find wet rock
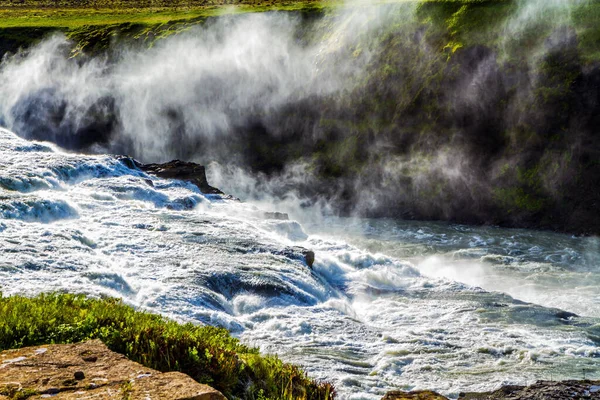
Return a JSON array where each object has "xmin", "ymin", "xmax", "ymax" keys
[
  {"xmin": 116, "ymin": 156, "xmax": 224, "ymax": 196},
  {"xmin": 303, "ymin": 250, "xmax": 315, "ymax": 268},
  {"xmin": 458, "ymin": 380, "xmax": 600, "ymax": 399},
  {"xmin": 117, "ymin": 155, "xmax": 137, "ymax": 170},
  {"xmin": 382, "ymin": 390, "xmax": 447, "ymax": 400},
  {"xmin": 0, "ymin": 339, "xmax": 226, "ymax": 400},
  {"xmin": 383, "ymin": 380, "xmax": 600, "ymax": 400},
  {"xmin": 137, "ymin": 160, "xmax": 224, "ymax": 195},
  {"xmin": 277, "ymin": 247, "xmax": 315, "ymax": 268}
]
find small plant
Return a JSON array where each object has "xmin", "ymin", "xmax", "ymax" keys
[
  {"xmin": 0, "ymin": 387, "xmax": 39, "ymax": 400},
  {"xmin": 120, "ymin": 380, "xmax": 133, "ymax": 400}
]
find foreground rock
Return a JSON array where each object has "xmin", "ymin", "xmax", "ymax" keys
[
  {"xmin": 0, "ymin": 340, "xmax": 226, "ymax": 400},
  {"xmin": 383, "ymin": 381, "xmax": 600, "ymax": 400}
]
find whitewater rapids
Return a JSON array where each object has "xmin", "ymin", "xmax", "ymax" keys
[{"xmin": 0, "ymin": 128, "xmax": 598, "ymax": 399}]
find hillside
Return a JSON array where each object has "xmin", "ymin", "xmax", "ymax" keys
[{"xmin": 1, "ymin": 0, "xmax": 599, "ymax": 234}]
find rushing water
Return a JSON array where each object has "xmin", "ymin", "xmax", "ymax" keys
[{"xmin": 1, "ymin": 128, "xmax": 599, "ymax": 399}]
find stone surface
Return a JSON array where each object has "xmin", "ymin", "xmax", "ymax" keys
[
  {"xmin": 303, "ymin": 250, "xmax": 315, "ymax": 268},
  {"xmin": 383, "ymin": 380, "xmax": 600, "ymax": 400},
  {"xmin": 382, "ymin": 390, "xmax": 447, "ymax": 400},
  {"xmin": 0, "ymin": 340, "xmax": 226, "ymax": 400},
  {"xmin": 118, "ymin": 157, "xmax": 225, "ymax": 195},
  {"xmin": 458, "ymin": 380, "xmax": 600, "ymax": 399}
]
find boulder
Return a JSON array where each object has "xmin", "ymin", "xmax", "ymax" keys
[
  {"xmin": 137, "ymin": 160, "xmax": 224, "ymax": 195},
  {"xmin": 118, "ymin": 157, "xmax": 224, "ymax": 195},
  {"xmin": 303, "ymin": 250, "xmax": 315, "ymax": 268},
  {"xmin": 0, "ymin": 339, "xmax": 226, "ymax": 400}
]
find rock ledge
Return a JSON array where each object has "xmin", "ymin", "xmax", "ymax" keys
[
  {"xmin": 0, "ymin": 340, "xmax": 226, "ymax": 399},
  {"xmin": 382, "ymin": 380, "xmax": 600, "ymax": 400}
]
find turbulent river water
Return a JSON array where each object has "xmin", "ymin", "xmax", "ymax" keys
[{"xmin": 1, "ymin": 128, "xmax": 599, "ymax": 399}]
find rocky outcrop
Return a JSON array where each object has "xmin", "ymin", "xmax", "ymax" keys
[
  {"xmin": 0, "ymin": 339, "xmax": 226, "ymax": 400},
  {"xmin": 382, "ymin": 381, "xmax": 600, "ymax": 400},
  {"xmin": 135, "ymin": 159, "xmax": 224, "ymax": 195},
  {"xmin": 458, "ymin": 380, "xmax": 600, "ymax": 399},
  {"xmin": 303, "ymin": 250, "xmax": 315, "ymax": 268},
  {"xmin": 117, "ymin": 157, "xmax": 225, "ymax": 195}
]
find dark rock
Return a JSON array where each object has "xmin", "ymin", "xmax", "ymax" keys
[
  {"xmin": 458, "ymin": 380, "xmax": 600, "ymax": 399},
  {"xmin": 117, "ymin": 155, "xmax": 137, "ymax": 170},
  {"xmin": 383, "ymin": 380, "xmax": 600, "ymax": 400},
  {"xmin": 303, "ymin": 250, "xmax": 315, "ymax": 268},
  {"xmin": 115, "ymin": 157, "xmax": 225, "ymax": 195},
  {"xmin": 74, "ymin": 370, "xmax": 85, "ymax": 380},
  {"xmin": 137, "ymin": 160, "xmax": 224, "ymax": 195}
]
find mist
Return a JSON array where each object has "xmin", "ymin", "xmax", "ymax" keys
[
  {"xmin": 0, "ymin": 0, "xmax": 598, "ymax": 233},
  {"xmin": 0, "ymin": 7, "xmax": 393, "ymax": 161}
]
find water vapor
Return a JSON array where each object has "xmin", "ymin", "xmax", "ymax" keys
[
  {"xmin": 0, "ymin": 8, "xmax": 393, "ymax": 162},
  {"xmin": 0, "ymin": 1, "xmax": 598, "ymax": 233}
]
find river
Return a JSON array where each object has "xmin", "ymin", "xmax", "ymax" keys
[{"xmin": 0, "ymin": 128, "xmax": 598, "ymax": 399}]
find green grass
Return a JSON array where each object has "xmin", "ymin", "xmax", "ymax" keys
[
  {"xmin": 0, "ymin": 0, "xmax": 333, "ymax": 54},
  {"xmin": 0, "ymin": 292, "xmax": 335, "ymax": 400},
  {"xmin": 0, "ymin": 3, "xmax": 328, "ymax": 28},
  {"xmin": 0, "ymin": 0, "xmax": 505, "ymax": 29}
]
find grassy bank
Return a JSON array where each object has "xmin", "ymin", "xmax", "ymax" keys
[
  {"xmin": 0, "ymin": 1, "xmax": 328, "ymax": 29},
  {"xmin": 0, "ymin": 0, "xmax": 333, "ymax": 57},
  {"xmin": 0, "ymin": 293, "xmax": 335, "ymax": 400},
  {"xmin": 0, "ymin": 0, "xmax": 500, "ymax": 29}
]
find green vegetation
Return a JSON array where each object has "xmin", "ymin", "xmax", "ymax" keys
[
  {"xmin": 0, "ymin": 2, "xmax": 327, "ymax": 29},
  {"xmin": 0, "ymin": 0, "xmax": 352, "ymax": 30},
  {"xmin": 0, "ymin": 0, "xmax": 599, "ymax": 233},
  {"xmin": 0, "ymin": 293, "xmax": 335, "ymax": 400},
  {"xmin": 0, "ymin": 0, "xmax": 329, "ymax": 54}
]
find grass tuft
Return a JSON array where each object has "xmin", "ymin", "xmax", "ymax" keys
[{"xmin": 0, "ymin": 292, "xmax": 336, "ymax": 400}]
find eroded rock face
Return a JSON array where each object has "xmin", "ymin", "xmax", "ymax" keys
[{"xmin": 0, "ymin": 339, "xmax": 226, "ymax": 400}]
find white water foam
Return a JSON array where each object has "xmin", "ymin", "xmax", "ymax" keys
[{"xmin": 1, "ymin": 128, "xmax": 599, "ymax": 399}]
